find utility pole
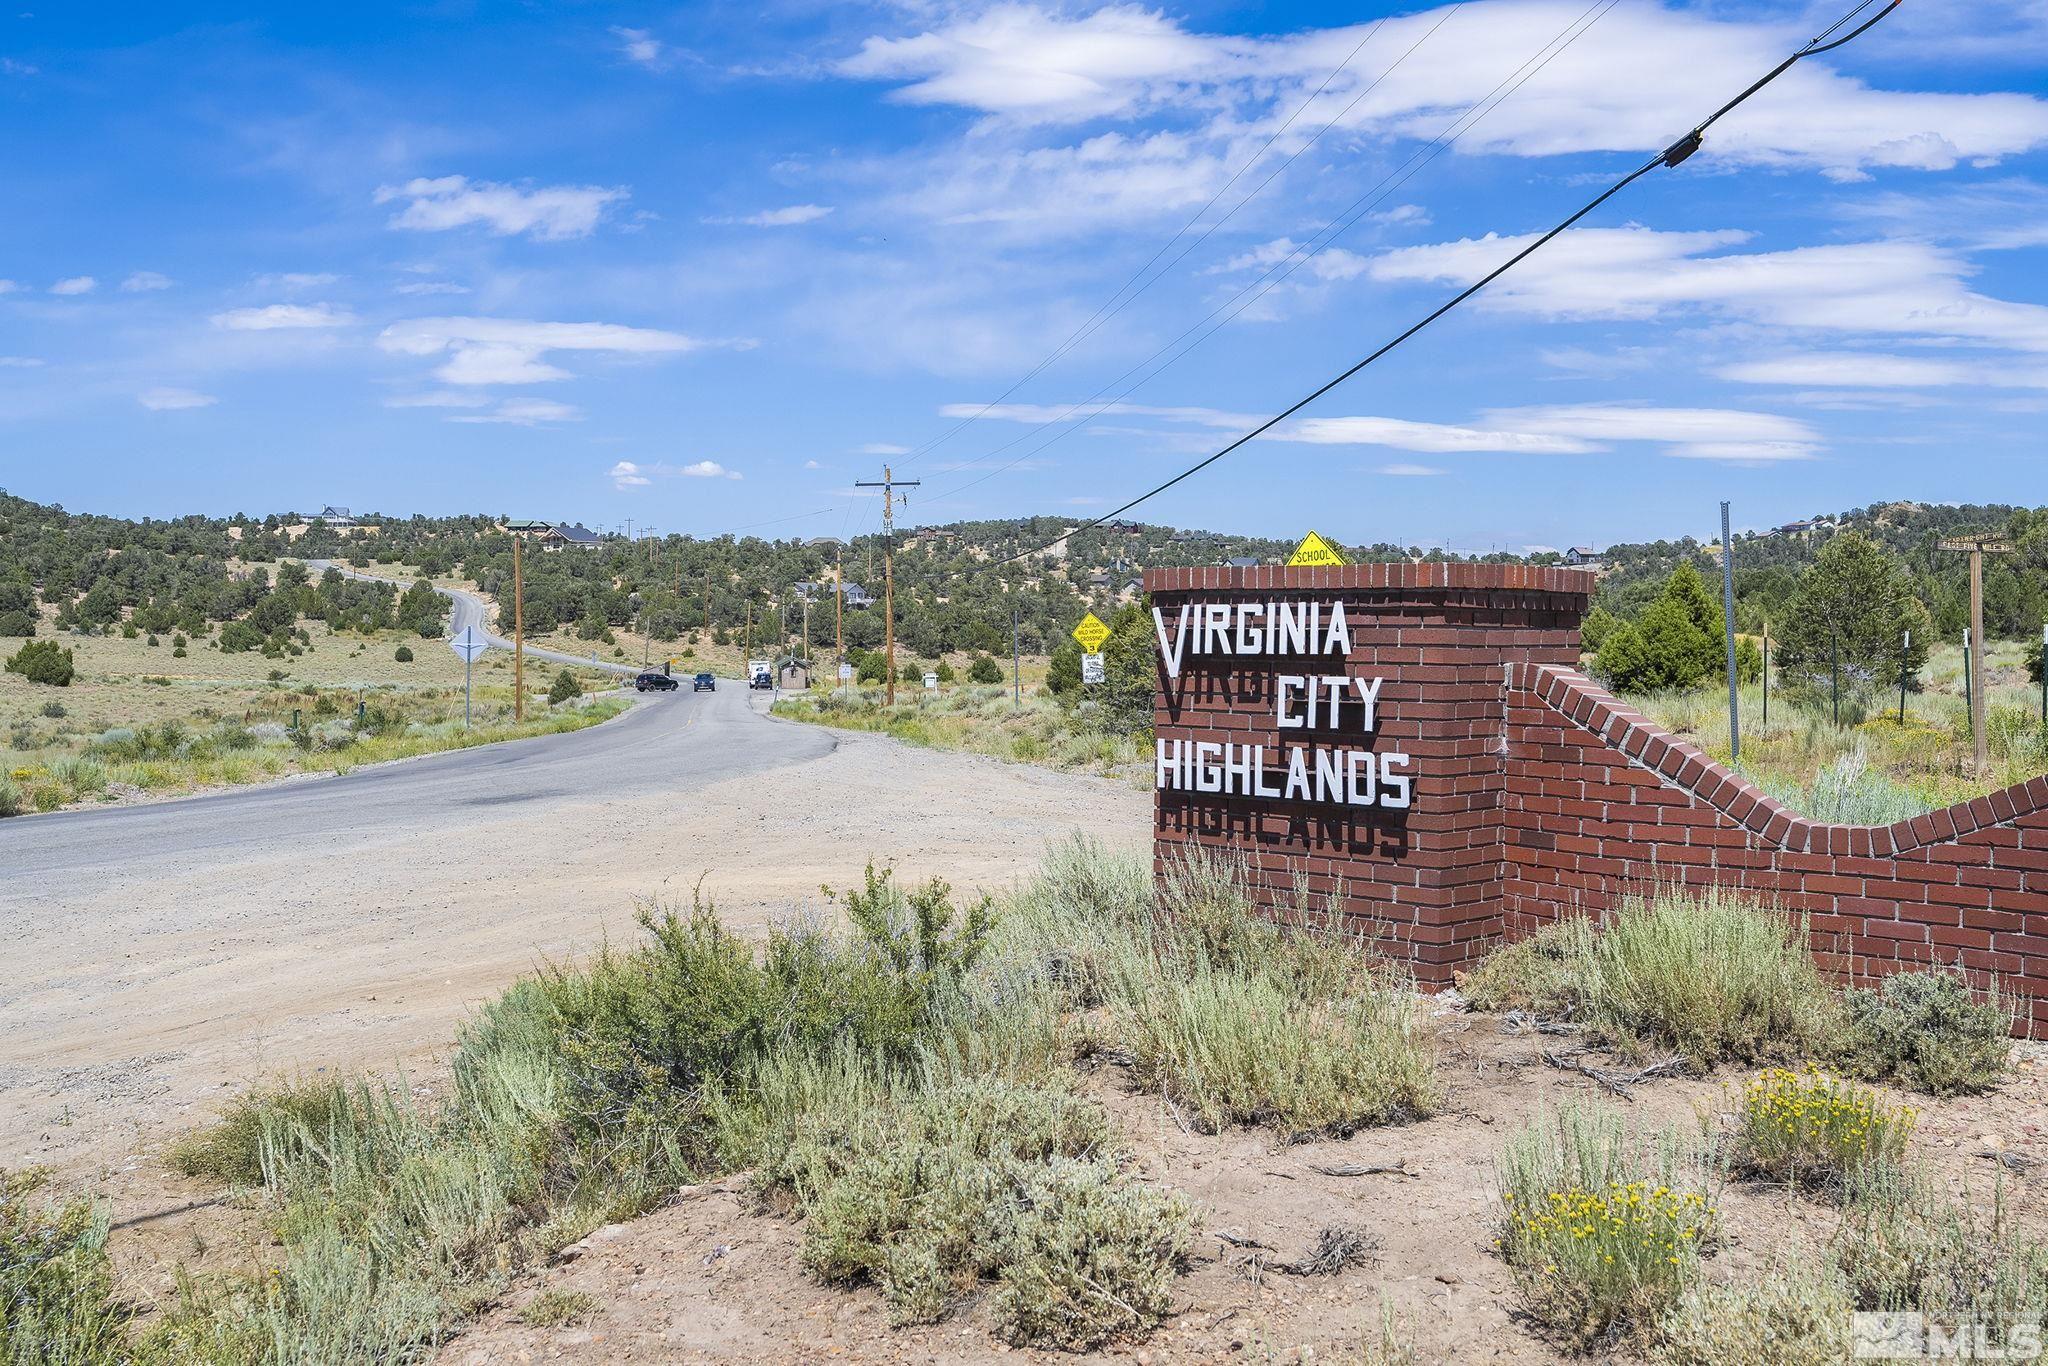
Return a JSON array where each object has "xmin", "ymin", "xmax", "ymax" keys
[
  {"xmin": 1719, "ymin": 502, "xmax": 1740, "ymax": 763},
  {"xmin": 704, "ymin": 568, "xmax": 713, "ymax": 644},
  {"xmin": 855, "ymin": 465, "xmax": 920, "ymax": 705},
  {"xmin": 1939, "ymin": 534, "xmax": 2013, "ymax": 778},
  {"xmin": 801, "ymin": 591, "xmax": 811, "ymax": 683},
  {"xmin": 835, "ymin": 548, "xmax": 845, "ymax": 697},
  {"xmin": 1012, "ymin": 597, "xmax": 1021, "ymax": 709},
  {"xmin": 512, "ymin": 530, "xmax": 526, "ymax": 721}
]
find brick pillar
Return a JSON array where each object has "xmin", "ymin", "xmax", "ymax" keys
[{"xmin": 1144, "ymin": 563, "xmax": 1591, "ymax": 985}]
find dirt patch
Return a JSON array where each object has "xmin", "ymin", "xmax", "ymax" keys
[{"xmin": 438, "ymin": 1018, "xmax": 2048, "ymax": 1364}]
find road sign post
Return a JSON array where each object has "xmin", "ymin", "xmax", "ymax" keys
[
  {"xmin": 1082, "ymin": 652, "xmax": 1105, "ymax": 685},
  {"xmin": 448, "ymin": 624, "xmax": 490, "ymax": 729}
]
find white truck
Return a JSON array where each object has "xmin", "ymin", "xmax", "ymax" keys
[{"xmin": 747, "ymin": 658, "xmax": 773, "ymax": 690}]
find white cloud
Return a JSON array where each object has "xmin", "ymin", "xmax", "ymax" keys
[
  {"xmin": 212, "ymin": 303, "xmax": 357, "ymax": 330},
  {"xmin": 840, "ymin": 1, "xmax": 2048, "ymax": 179},
  {"xmin": 1369, "ymin": 226, "xmax": 2048, "ymax": 354},
  {"xmin": 1287, "ymin": 415, "xmax": 1594, "ymax": 454},
  {"xmin": 1065, "ymin": 495, "xmax": 1107, "ymax": 505},
  {"xmin": 0, "ymin": 280, "xmax": 16, "ymax": 294},
  {"xmin": 1377, "ymin": 463, "xmax": 1444, "ymax": 476},
  {"xmin": 137, "ymin": 387, "xmax": 217, "ymax": 411},
  {"xmin": 608, "ymin": 458, "xmax": 742, "ymax": 489},
  {"xmin": 939, "ymin": 400, "xmax": 1260, "ymax": 428},
  {"xmin": 704, "ymin": 204, "xmax": 834, "ymax": 227},
  {"xmin": 383, "ymin": 390, "xmax": 490, "ymax": 409},
  {"xmin": 395, "ymin": 281, "xmax": 468, "ymax": 296},
  {"xmin": 448, "ymin": 398, "xmax": 582, "ymax": 426},
  {"xmin": 803, "ymin": 459, "xmax": 824, "ymax": 469},
  {"xmin": 375, "ymin": 175, "xmax": 628, "ymax": 241},
  {"xmin": 377, "ymin": 316, "xmax": 714, "ymax": 386},
  {"xmin": 0, "ymin": 356, "xmax": 43, "ymax": 368},
  {"xmin": 255, "ymin": 271, "xmax": 341, "ymax": 291},
  {"xmin": 612, "ymin": 26, "xmax": 663, "ymax": 67},
  {"xmin": 120, "ymin": 271, "xmax": 172, "ymax": 292},
  {"xmin": 1716, "ymin": 351, "xmax": 2048, "ymax": 389},
  {"xmin": 50, "ymin": 276, "xmax": 96, "ymax": 296},
  {"xmin": 1371, "ymin": 204, "xmax": 1431, "ymax": 227},
  {"xmin": 857, "ymin": 442, "xmax": 911, "ymax": 455},
  {"xmin": 1276, "ymin": 402, "xmax": 1820, "ymax": 463}
]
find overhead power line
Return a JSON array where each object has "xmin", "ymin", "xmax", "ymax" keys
[
  {"xmin": 892, "ymin": 8, "xmax": 1451, "ymax": 472},
  {"xmin": 923, "ymin": 0, "xmax": 1620, "ymax": 504},
  {"xmin": 996, "ymin": 0, "xmax": 1905, "ymax": 565}
]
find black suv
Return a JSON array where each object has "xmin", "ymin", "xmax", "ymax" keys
[
  {"xmin": 693, "ymin": 672, "xmax": 716, "ymax": 691},
  {"xmin": 634, "ymin": 672, "xmax": 679, "ymax": 692}
]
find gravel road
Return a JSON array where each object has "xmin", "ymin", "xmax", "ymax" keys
[{"xmin": 0, "ymin": 686, "xmax": 1147, "ymax": 1181}]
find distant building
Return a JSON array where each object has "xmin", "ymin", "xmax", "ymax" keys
[
  {"xmin": 1226, "ymin": 555, "xmax": 1260, "ymax": 569},
  {"xmin": 1087, "ymin": 568, "xmax": 1112, "ymax": 588},
  {"xmin": 842, "ymin": 583, "xmax": 875, "ymax": 608},
  {"xmin": 503, "ymin": 518, "xmax": 553, "ymax": 535},
  {"xmin": 313, "ymin": 505, "xmax": 356, "ymax": 526},
  {"xmin": 542, "ymin": 522, "xmax": 601, "ymax": 550},
  {"xmin": 1105, "ymin": 519, "xmax": 1143, "ymax": 535},
  {"xmin": 1564, "ymin": 546, "xmax": 1604, "ymax": 567}
]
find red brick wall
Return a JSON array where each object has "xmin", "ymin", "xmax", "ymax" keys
[
  {"xmin": 1145, "ymin": 565, "xmax": 2048, "ymax": 1034},
  {"xmin": 1146, "ymin": 564, "xmax": 1591, "ymax": 980},
  {"xmin": 1503, "ymin": 662, "xmax": 2048, "ymax": 1033}
]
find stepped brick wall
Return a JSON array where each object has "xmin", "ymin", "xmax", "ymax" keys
[
  {"xmin": 1145, "ymin": 563, "xmax": 2048, "ymax": 1034},
  {"xmin": 1503, "ymin": 662, "xmax": 2048, "ymax": 1033}
]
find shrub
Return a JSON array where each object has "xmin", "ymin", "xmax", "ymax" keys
[
  {"xmin": 5, "ymin": 639, "xmax": 75, "ymax": 686},
  {"xmin": 1833, "ymin": 1166, "xmax": 2048, "ymax": 1332},
  {"xmin": 520, "ymin": 1289, "xmax": 598, "ymax": 1328},
  {"xmin": 1496, "ymin": 1105, "xmax": 1719, "ymax": 1349},
  {"xmin": 969, "ymin": 654, "xmax": 1003, "ymax": 684},
  {"xmin": 1735, "ymin": 1067, "xmax": 1915, "ymax": 1195},
  {"xmin": 778, "ymin": 1077, "xmax": 1193, "ymax": 1347},
  {"xmin": 547, "ymin": 669, "xmax": 580, "ymax": 705},
  {"xmin": 0, "ymin": 609, "xmax": 34, "ymax": 637},
  {"xmin": 393, "ymin": 645, "xmax": 413, "ymax": 663},
  {"xmin": 1841, "ymin": 968, "xmax": 2011, "ymax": 1096},
  {"xmin": 39, "ymin": 701, "xmax": 65, "ymax": 719},
  {"xmin": 1462, "ymin": 887, "xmax": 1842, "ymax": 1068},
  {"xmin": 0, "ymin": 779, "xmax": 19, "ymax": 818},
  {"xmin": 169, "ymin": 1078, "xmax": 357, "ymax": 1187},
  {"xmin": 1654, "ymin": 1259, "xmax": 1854, "ymax": 1365},
  {"xmin": 0, "ymin": 1167, "xmax": 127, "ymax": 1364}
]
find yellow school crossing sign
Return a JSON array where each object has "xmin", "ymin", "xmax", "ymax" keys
[
  {"xmin": 1071, "ymin": 612, "xmax": 1112, "ymax": 652},
  {"xmin": 1287, "ymin": 530, "xmax": 1348, "ymax": 567}
]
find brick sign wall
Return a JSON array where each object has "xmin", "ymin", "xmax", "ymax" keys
[{"xmin": 1145, "ymin": 563, "xmax": 2048, "ymax": 1033}]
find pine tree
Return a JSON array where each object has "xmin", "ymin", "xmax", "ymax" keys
[{"xmin": 1775, "ymin": 533, "xmax": 1930, "ymax": 697}]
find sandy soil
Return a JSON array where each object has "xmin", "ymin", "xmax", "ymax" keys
[{"xmin": 439, "ymin": 1021, "xmax": 2048, "ymax": 1366}]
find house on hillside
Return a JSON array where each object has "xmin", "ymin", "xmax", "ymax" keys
[
  {"xmin": 1564, "ymin": 546, "xmax": 1604, "ymax": 567},
  {"xmin": 541, "ymin": 522, "xmax": 601, "ymax": 551},
  {"xmin": 503, "ymin": 518, "xmax": 552, "ymax": 535},
  {"xmin": 842, "ymin": 583, "xmax": 875, "ymax": 608},
  {"xmin": 1104, "ymin": 519, "xmax": 1144, "ymax": 536},
  {"xmin": 1226, "ymin": 555, "xmax": 1261, "ymax": 569},
  {"xmin": 313, "ymin": 505, "xmax": 356, "ymax": 527}
]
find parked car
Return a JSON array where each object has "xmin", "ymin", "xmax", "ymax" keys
[
  {"xmin": 634, "ymin": 672, "xmax": 679, "ymax": 692},
  {"xmin": 693, "ymin": 672, "xmax": 716, "ymax": 691}
]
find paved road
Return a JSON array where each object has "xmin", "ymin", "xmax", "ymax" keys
[
  {"xmin": 312, "ymin": 561, "xmax": 641, "ymax": 677},
  {"xmin": 0, "ymin": 679, "xmax": 822, "ymax": 894}
]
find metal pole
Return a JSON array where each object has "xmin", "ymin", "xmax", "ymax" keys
[
  {"xmin": 1012, "ymin": 599, "xmax": 1021, "ymax": 709},
  {"xmin": 1831, "ymin": 629, "xmax": 1841, "ymax": 728},
  {"xmin": 513, "ymin": 532, "xmax": 525, "ymax": 722},
  {"xmin": 1899, "ymin": 628, "xmax": 1910, "ymax": 726},
  {"xmin": 1719, "ymin": 501, "xmax": 1740, "ymax": 763},
  {"xmin": 2040, "ymin": 623, "xmax": 2046, "ymax": 726},
  {"xmin": 1761, "ymin": 625, "xmax": 1769, "ymax": 728},
  {"xmin": 1968, "ymin": 547, "xmax": 1989, "ymax": 777},
  {"xmin": 1963, "ymin": 626, "xmax": 1974, "ymax": 755}
]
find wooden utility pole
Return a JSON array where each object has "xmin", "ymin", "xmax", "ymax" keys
[
  {"xmin": 704, "ymin": 568, "xmax": 712, "ymax": 643},
  {"xmin": 1939, "ymin": 534, "xmax": 2013, "ymax": 778},
  {"xmin": 512, "ymin": 531, "xmax": 526, "ymax": 721},
  {"xmin": 855, "ymin": 465, "xmax": 920, "ymax": 705}
]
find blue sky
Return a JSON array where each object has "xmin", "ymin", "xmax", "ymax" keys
[{"xmin": 2, "ymin": 0, "xmax": 2045, "ymax": 552}]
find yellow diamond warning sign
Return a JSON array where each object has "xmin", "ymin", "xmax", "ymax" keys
[
  {"xmin": 1287, "ymin": 531, "xmax": 1347, "ymax": 568},
  {"xmin": 1071, "ymin": 612, "xmax": 1112, "ymax": 652}
]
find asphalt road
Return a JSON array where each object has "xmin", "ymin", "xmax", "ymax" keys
[
  {"xmin": 0, "ymin": 679, "xmax": 824, "ymax": 896},
  {"xmin": 312, "ymin": 561, "xmax": 642, "ymax": 676}
]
